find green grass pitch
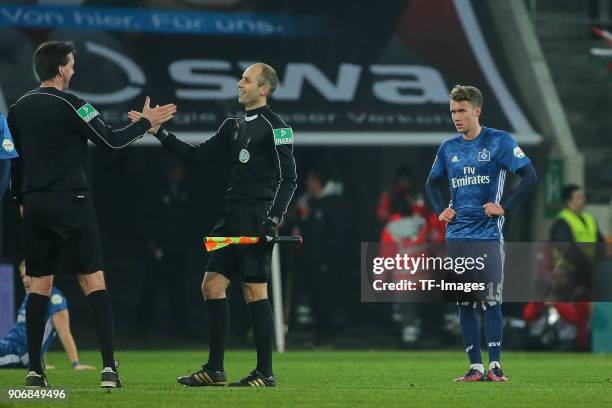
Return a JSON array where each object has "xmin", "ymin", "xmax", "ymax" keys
[{"xmin": 0, "ymin": 350, "xmax": 610, "ymax": 407}]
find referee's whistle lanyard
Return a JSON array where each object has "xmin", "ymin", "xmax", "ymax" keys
[
  {"xmin": 238, "ymin": 128, "xmax": 251, "ymax": 164},
  {"xmin": 242, "ymin": 134, "xmax": 251, "ymax": 150}
]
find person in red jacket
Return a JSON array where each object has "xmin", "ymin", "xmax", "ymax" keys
[
  {"xmin": 377, "ymin": 165, "xmax": 416, "ymax": 224},
  {"xmin": 523, "ymin": 301, "xmax": 591, "ymax": 350},
  {"xmin": 378, "ymin": 165, "xmax": 445, "ymax": 242},
  {"xmin": 379, "ymin": 191, "xmax": 430, "ymax": 348}
]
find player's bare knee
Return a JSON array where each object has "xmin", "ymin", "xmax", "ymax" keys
[
  {"xmin": 30, "ymin": 276, "xmax": 53, "ymax": 296},
  {"xmin": 202, "ymin": 272, "xmax": 229, "ymax": 300},
  {"xmin": 242, "ymin": 283, "xmax": 267, "ymax": 303},
  {"xmin": 202, "ymin": 281, "xmax": 225, "ymax": 300},
  {"xmin": 78, "ymin": 271, "xmax": 106, "ymax": 295}
]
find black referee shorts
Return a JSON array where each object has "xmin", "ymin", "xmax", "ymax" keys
[
  {"xmin": 207, "ymin": 201, "xmax": 272, "ymax": 282},
  {"xmin": 22, "ymin": 190, "xmax": 103, "ymax": 277}
]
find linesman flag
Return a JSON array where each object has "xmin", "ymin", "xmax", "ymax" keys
[{"xmin": 204, "ymin": 236, "xmax": 302, "ymax": 252}]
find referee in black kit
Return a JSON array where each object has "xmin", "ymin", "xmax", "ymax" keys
[
  {"xmin": 129, "ymin": 63, "xmax": 296, "ymax": 387},
  {"xmin": 8, "ymin": 41, "xmax": 176, "ymax": 388}
]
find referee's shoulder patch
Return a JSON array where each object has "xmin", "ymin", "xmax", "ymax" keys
[
  {"xmin": 273, "ymin": 127, "xmax": 294, "ymax": 145},
  {"xmin": 77, "ymin": 103, "xmax": 99, "ymax": 123}
]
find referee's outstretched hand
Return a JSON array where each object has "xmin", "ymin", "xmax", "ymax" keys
[{"xmin": 135, "ymin": 96, "xmax": 176, "ymax": 132}]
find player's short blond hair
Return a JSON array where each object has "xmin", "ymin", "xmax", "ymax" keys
[{"xmin": 450, "ymin": 85, "xmax": 483, "ymax": 108}]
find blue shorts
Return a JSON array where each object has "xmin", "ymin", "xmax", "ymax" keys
[
  {"xmin": 445, "ymin": 240, "xmax": 504, "ymax": 304},
  {"xmin": 0, "ymin": 340, "xmax": 27, "ymax": 368}
]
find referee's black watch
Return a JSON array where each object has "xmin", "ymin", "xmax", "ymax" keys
[{"xmin": 155, "ymin": 126, "xmax": 171, "ymax": 142}]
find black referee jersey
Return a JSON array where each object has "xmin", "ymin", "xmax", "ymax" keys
[
  {"xmin": 156, "ymin": 105, "xmax": 297, "ymax": 220},
  {"xmin": 8, "ymin": 87, "xmax": 151, "ymax": 202}
]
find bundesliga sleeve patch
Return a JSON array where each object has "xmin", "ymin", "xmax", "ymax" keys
[
  {"xmin": 51, "ymin": 294, "xmax": 63, "ymax": 305},
  {"xmin": 513, "ymin": 146, "xmax": 525, "ymax": 158},
  {"xmin": 2, "ymin": 138, "xmax": 14, "ymax": 152},
  {"xmin": 77, "ymin": 103, "xmax": 99, "ymax": 123},
  {"xmin": 273, "ymin": 128, "xmax": 294, "ymax": 145}
]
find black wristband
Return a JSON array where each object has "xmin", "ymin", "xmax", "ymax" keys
[
  {"xmin": 155, "ymin": 127, "xmax": 171, "ymax": 142},
  {"xmin": 138, "ymin": 117, "xmax": 152, "ymax": 131}
]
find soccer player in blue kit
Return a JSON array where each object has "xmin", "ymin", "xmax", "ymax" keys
[
  {"xmin": 0, "ymin": 111, "xmax": 19, "ymax": 199},
  {"xmin": 426, "ymin": 85, "xmax": 537, "ymax": 382},
  {"xmin": 0, "ymin": 261, "xmax": 94, "ymax": 370}
]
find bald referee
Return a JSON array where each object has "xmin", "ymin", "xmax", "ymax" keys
[
  {"xmin": 130, "ymin": 62, "xmax": 296, "ymax": 387},
  {"xmin": 8, "ymin": 41, "xmax": 176, "ymax": 388}
]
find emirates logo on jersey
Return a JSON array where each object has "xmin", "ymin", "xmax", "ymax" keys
[{"xmin": 450, "ymin": 166, "xmax": 491, "ymax": 188}]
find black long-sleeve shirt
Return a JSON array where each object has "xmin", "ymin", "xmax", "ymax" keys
[
  {"xmin": 156, "ymin": 105, "xmax": 297, "ymax": 219},
  {"xmin": 8, "ymin": 87, "xmax": 150, "ymax": 201}
]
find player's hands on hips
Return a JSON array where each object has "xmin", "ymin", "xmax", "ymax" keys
[
  {"xmin": 483, "ymin": 202, "xmax": 505, "ymax": 217},
  {"xmin": 261, "ymin": 216, "xmax": 280, "ymax": 241},
  {"xmin": 438, "ymin": 207, "xmax": 456, "ymax": 222},
  {"xmin": 74, "ymin": 364, "xmax": 95, "ymax": 370}
]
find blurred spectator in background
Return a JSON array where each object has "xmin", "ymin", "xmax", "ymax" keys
[
  {"xmin": 549, "ymin": 184, "xmax": 605, "ymax": 293},
  {"xmin": 523, "ymin": 301, "xmax": 591, "ymax": 350},
  {"xmin": 294, "ymin": 169, "xmax": 345, "ymax": 346},
  {"xmin": 1, "ymin": 261, "xmax": 95, "ymax": 370},
  {"xmin": 377, "ymin": 165, "xmax": 417, "ymax": 225},
  {"xmin": 377, "ymin": 164, "xmax": 445, "ymax": 242},
  {"xmin": 135, "ymin": 158, "xmax": 192, "ymax": 338},
  {"xmin": 380, "ymin": 192, "xmax": 428, "ymax": 348},
  {"xmin": 551, "ymin": 184, "xmax": 605, "ymax": 244},
  {"xmin": 524, "ymin": 184, "xmax": 605, "ymax": 350}
]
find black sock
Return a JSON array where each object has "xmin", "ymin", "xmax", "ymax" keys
[
  {"xmin": 249, "ymin": 299, "xmax": 274, "ymax": 377},
  {"xmin": 87, "ymin": 290, "xmax": 115, "ymax": 368},
  {"xmin": 26, "ymin": 293, "xmax": 49, "ymax": 373},
  {"xmin": 206, "ymin": 298, "xmax": 229, "ymax": 372}
]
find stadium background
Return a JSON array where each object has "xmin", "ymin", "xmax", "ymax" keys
[{"xmin": 0, "ymin": 0, "xmax": 611, "ymax": 354}]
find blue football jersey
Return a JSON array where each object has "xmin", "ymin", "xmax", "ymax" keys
[
  {"xmin": 1, "ymin": 288, "xmax": 68, "ymax": 356},
  {"xmin": 428, "ymin": 127, "xmax": 531, "ymax": 240},
  {"xmin": 0, "ymin": 112, "xmax": 18, "ymax": 159}
]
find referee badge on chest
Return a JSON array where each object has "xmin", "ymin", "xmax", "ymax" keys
[
  {"xmin": 239, "ymin": 148, "xmax": 250, "ymax": 163},
  {"xmin": 478, "ymin": 148, "xmax": 491, "ymax": 162}
]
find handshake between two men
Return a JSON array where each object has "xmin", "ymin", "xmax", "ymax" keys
[{"xmin": 128, "ymin": 96, "xmax": 175, "ymax": 135}]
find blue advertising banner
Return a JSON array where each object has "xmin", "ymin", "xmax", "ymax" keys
[
  {"xmin": 0, "ymin": 3, "xmax": 323, "ymax": 36},
  {"xmin": 0, "ymin": 0, "xmax": 540, "ymax": 145}
]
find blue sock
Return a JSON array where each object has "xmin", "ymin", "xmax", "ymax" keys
[
  {"xmin": 458, "ymin": 304, "xmax": 482, "ymax": 365},
  {"xmin": 483, "ymin": 303, "xmax": 503, "ymax": 364}
]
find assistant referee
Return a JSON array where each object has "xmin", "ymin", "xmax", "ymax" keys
[
  {"xmin": 130, "ymin": 63, "xmax": 296, "ymax": 387},
  {"xmin": 8, "ymin": 41, "xmax": 176, "ymax": 388}
]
